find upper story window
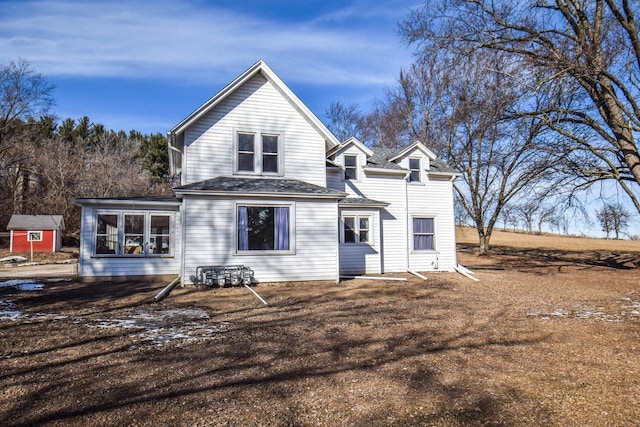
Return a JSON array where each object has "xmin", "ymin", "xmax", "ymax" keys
[
  {"xmin": 344, "ymin": 155, "xmax": 357, "ymax": 180},
  {"xmin": 236, "ymin": 131, "xmax": 281, "ymax": 175},
  {"xmin": 409, "ymin": 158, "xmax": 421, "ymax": 182}
]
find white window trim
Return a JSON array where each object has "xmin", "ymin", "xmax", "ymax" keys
[
  {"xmin": 340, "ymin": 213, "xmax": 373, "ymax": 245},
  {"xmin": 233, "ymin": 129, "xmax": 284, "ymax": 176},
  {"xmin": 93, "ymin": 210, "xmax": 175, "ymax": 258},
  {"xmin": 411, "ymin": 215, "xmax": 436, "ymax": 252},
  {"xmin": 343, "ymin": 154, "xmax": 359, "ymax": 181},
  {"xmin": 27, "ymin": 231, "xmax": 43, "ymax": 242},
  {"xmin": 234, "ymin": 201, "xmax": 296, "ymax": 255}
]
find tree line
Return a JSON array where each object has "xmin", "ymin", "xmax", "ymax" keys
[
  {"xmin": 0, "ymin": 59, "xmax": 171, "ymax": 243},
  {"xmin": 326, "ymin": 0, "xmax": 640, "ymax": 253}
]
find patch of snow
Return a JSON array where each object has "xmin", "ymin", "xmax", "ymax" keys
[
  {"xmin": 0, "ymin": 300, "xmax": 21, "ymax": 321},
  {"xmin": 87, "ymin": 308, "xmax": 227, "ymax": 348},
  {"xmin": 0, "ymin": 279, "xmax": 44, "ymax": 291},
  {"xmin": 15, "ymin": 283, "xmax": 44, "ymax": 291},
  {"xmin": 527, "ymin": 298, "xmax": 640, "ymax": 323}
]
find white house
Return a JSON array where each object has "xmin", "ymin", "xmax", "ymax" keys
[{"xmin": 74, "ymin": 60, "xmax": 459, "ymax": 284}]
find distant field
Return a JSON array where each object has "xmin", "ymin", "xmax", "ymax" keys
[{"xmin": 456, "ymin": 226, "xmax": 640, "ymax": 252}]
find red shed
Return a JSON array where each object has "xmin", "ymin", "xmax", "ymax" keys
[{"xmin": 7, "ymin": 215, "xmax": 65, "ymax": 253}]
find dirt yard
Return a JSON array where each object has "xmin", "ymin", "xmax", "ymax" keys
[{"xmin": 1, "ymin": 230, "xmax": 639, "ymax": 426}]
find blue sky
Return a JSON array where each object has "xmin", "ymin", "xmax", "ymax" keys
[{"xmin": 0, "ymin": 0, "xmax": 420, "ymax": 134}]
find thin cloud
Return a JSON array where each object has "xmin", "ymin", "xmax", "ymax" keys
[{"xmin": 0, "ymin": 0, "xmax": 411, "ymax": 87}]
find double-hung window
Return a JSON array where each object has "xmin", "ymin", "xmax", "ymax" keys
[
  {"xmin": 236, "ymin": 131, "xmax": 281, "ymax": 175},
  {"xmin": 237, "ymin": 205, "xmax": 291, "ymax": 252},
  {"xmin": 342, "ymin": 215, "xmax": 371, "ymax": 244},
  {"xmin": 413, "ymin": 217, "xmax": 435, "ymax": 251},
  {"xmin": 94, "ymin": 212, "xmax": 173, "ymax": 256},
  {"xmin": 344, "ymin": 155, "xmax": 357, "ymax": 180},
  {"xmin": 409, "ymin": 158, "xmax": 421, "ymax": 183}
]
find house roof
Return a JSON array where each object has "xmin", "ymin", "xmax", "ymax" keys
[
  {"xmin": 174, "ymin": 176, "xmax": 347, "ymax": 199},
  {"xmin": 73, "ymin": 195, "xmax": 181, "ymax": 208},
  {"xmin": 167, "ymin": 60, "xmax": 340, "ymax": 175},
  {"xmin": 388, "ymin": 141, "xmax": 437, "ymax": 162},
  {"xmin": 367, "ymin": 148, "xmax": 408, "ymax": 171},
  {"xmin": 366, "ymin": 145, "xmax": 460, "ymax": 175},
  {"xmin": 339, "ymin": 197, "xmax": 389, "ymax": 207},
  {"xmin": 7, "ymin": 214, "xmax": 65, "ymax": 230},
  {"xmin": 327, "ymin": 136, "xmax": 374, "ymax": 158}
]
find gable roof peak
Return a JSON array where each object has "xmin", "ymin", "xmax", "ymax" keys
[
  {"xmin": 168, "ymin": 60, "xmax": 340, "ymax": 149},
  {"xmin": 388, "ymin": 140, "xmax": 436, "ymax": 162},
  {"xmin": 327, "ymin": 136, "xmax": 373, "ymax": 158}
]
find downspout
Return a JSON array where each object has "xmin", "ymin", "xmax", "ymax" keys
[
  {"xmin": 404, "ymin": 172, "xmax": 410, "ymax": 272},
  {"xmin": 179, "ymin": 197, "xmax": 187, "ymax": 287},
  {"xmin": 335, "ymin": 202, "xmax": 340, "ymax": 283}
]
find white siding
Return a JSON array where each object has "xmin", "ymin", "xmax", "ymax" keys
[
  {"xmin": 181, "ymin": 196, "xmax": 339, "ymax": 283},
  {"xmin": 183, "ymin": 74, "xmax": 327, "ymax": 187},
  {"xmin": 407, "ymin": 175, "xmax": 458, "ymax": 271},
  {"xmin": 328, "ymin": 146, "xmax": 408, "ymax": 273},
  {"xmin": 78, "ymin": 206, "xmax": 182, "ymax": 279},
  {"xmin": 339, "ymin": 209, "xmax": 381, "ymax": 275},
  {"xmin": 327, "ymin": 144, "xmax": 458, "ymax": 273}
]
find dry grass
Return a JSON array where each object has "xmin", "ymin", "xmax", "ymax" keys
[
  {"xmin": 457, "ymin": 226, "xmax": 640, "ymax": 252},
  {"xmin": 0, "ymin": 233, "xmax": 639, "ymax": 426},
  {"xmin": 0, "ymin": 249, "xmax": 77, "ymax": 264}
]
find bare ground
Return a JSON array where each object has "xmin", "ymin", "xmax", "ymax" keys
[{"xmin": 1, "ymin": 235, "xmax": 639, "ymax": 426}]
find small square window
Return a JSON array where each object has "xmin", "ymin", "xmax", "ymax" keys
[{"xmin": 27, "ymin": 231, "xmax": 43, "ymax": 241}]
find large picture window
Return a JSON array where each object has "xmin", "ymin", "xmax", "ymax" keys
[
  {"xmin": 94, "ymin": 212, "xmax": 173, "ymax": 256},
  {"xmin": 238, "ymin": 205, "xmax": 290, "ymax": 251},
  {"xmin": 413, "ymin": 217, "xmax": 435, "ymax": 251},
  {"xmin": 236, "ymin": 131, "xmax": 281, "ymax": 175}
]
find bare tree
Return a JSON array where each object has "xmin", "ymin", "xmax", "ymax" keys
[
  {"xmin": 387, "ymin": 51, "xmax": 562, "ymax": 254},
  {"xmin": 325, "ymin": 102, "xmax": 364, "ymax": 143},
  {"xmin": 537, "ymin": 206, "xmax": 557, "ymax": 234},
  {"xmin": 0, "ymin": 60, "xmax": 55, "ymax": 226},
  {"xmin": 596, "ymin": 202, "xmax": 631, "ymax": 238},
  {"xmin": 400, "ymin": 0, "xmax": 640, "ymax": 215}
]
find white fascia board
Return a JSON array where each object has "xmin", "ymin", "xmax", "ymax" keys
[
  {"xmin": 389, "ymin": 141, "xmax": 437, "ymax": 162},
  {"xmin": 326, "ymin": 137, "xmax": 372, "ymax": 158},
  {"xmin": 363, "ymin": 167, "xmax": 409, "ymax": 175},
  {"xmin": 168, "ymin": 60, "xmax": 264, "ymax": 136},
  {"xmin": 426, "ymin": 171, "xmax": 462, "ymax": 179},
  {"xmin": 339, "ymin": 202, "xmax": 390, "ymax": 208},
  {"xmin": 72, "ymin": 198, "xmax": 181, "ymax": 209}
]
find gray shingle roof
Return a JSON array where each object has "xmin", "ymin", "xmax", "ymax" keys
[
  {"xmin": 174, "ymin": 176, "xmax": 347, "ymax": 198},
  {"xmin": 367, "ymin": 148, "xmax": 406, "ymax": 171},
  {"xmin": 429, "ymin": 158, "xmax": 460, "ymax": 174},
  {"xmin": 7, "ymin": 215, "xmax": 65, "ymax": 230},
  {"xmin": 339, "ymin": 197, "xmax": 389, "ymax": 207},
  {"xmin": 367, "ymin": 147, "xmax": 459, "ymax": 174}
]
